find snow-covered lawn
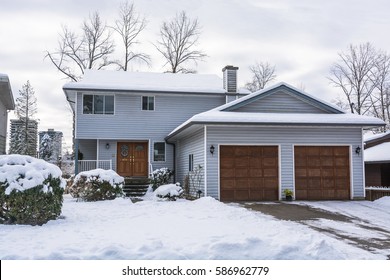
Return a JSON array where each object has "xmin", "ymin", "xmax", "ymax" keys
[{"xmin": 1, "ymin": 195, "xmax": 389, "ymax": 260}]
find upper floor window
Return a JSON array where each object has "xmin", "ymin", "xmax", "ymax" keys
[
  {"xmin": 142, "ymin": 96, "xmax": 154, "ymax": 111},
  {"xmin": 83, "ymin": 94, "xmax": 114, "ymax": 115}
]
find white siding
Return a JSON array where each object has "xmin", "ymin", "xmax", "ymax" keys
[{"xmin": 206, "ymin": 126, "xmax": 364, "ymax": 200}]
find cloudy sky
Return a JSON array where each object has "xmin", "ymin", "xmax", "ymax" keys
[{"xmin": 1, "ymin": 0, "xmax": 390, "ymax": 151}]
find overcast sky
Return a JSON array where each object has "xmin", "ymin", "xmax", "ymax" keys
[{"xmin": 1, "ymin": 0, "xmax": 390, "ymax": 152}]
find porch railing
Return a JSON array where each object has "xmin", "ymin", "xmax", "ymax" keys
[
  {"xmin": 78, "ymin": 160, "xmax": 113, "ymax": 173},
  {"xmin": 365, "ymin": 186, "xmax": 390, "ymax": 201}
]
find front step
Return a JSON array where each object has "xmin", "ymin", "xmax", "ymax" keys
[{"xmin": 123, "ymin": 177, "xmax": 150, "ymax": 197}]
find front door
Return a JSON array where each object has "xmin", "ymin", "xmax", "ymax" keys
[{"xmin": 117, "ymin": 142, "xmax": 148, "ymax": 177}]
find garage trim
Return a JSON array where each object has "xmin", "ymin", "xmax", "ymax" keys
[
  {"xmin": 217, "ymin": 143, "xmax": 281, "ymax": 201},
  {"xmin": 292, "ymin": 144, "xmax": 353, "ymax": 200}
]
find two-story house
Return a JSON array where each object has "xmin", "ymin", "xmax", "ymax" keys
[
  {"xmin": 0, "ymin": 74, "xmax": 14, "ymax": 154},
  {"xmin": 63, "ymin": 66, "xmax": 384, "ymax": 201}
]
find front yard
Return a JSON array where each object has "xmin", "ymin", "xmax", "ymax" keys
[{"xmin": 1, "ymin": 194, "xmax": 389, "ymax": 260}]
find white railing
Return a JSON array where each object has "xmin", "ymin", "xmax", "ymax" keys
[{"xmin": 78, "ymin": 160, "xmax": 112, "ymax": 173}]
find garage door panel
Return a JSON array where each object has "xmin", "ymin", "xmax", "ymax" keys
[
  {"xmin": 294, "ymin": 146, "xmax": 350, "ymax": 200},
  {"xmin": 220, "ymin": 145, "xmax": 279, "ymax": 201}
]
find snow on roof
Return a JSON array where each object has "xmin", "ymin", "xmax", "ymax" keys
[
  {"xmin": 364, "ymin": 142, "xmax": 390, "ymax": 163},
  {"xmin": 214, "ymin": 82, "xmax": 345, "ymax": 113},
  {"xmin": 364, "ymin": 131, "xmax": 390, "ymax": 142},
  {"xmin": 0, "ymin": 73, "xmax": 14, "ymax": 109},
  {"xmin": 63, "ymin": 69, "xmax": 226, "ymax": 94},
  {"xmin": 168, "ymin": 111, "xmax": 385, "ymax": 138}
]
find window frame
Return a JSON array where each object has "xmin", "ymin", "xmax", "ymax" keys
[
  {"xmin": 82, "ymin": 94, "xmax": 115, "ymax": 115},
  {"xmin": 189, "ymin": 154, "xmax": 194, "ymax": 172},
  {"xmin": 142, "ymin": 96, "xmax": 155, "ymax": 111},
  {"xmin": 153, "ymin": 142, "xmax": 166, "ymax": 162}
]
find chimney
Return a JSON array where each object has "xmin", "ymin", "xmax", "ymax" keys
[{"xmin": 222, "ymin": 65, "xmax": 239, "ymax": 93}]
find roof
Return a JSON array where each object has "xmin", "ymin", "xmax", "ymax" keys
[
  {"xmin": 364, "ymin": 142, "xmax": 390, "ymax": 163},
  {"xmin": 364, "ymin": 131, "xmax": 390, "ymax": 142},
  {"xmin": 166, "ymin": 83, "xmax": 385, "ymax": 140},
  {"xmin": 0, "ymin": 73, "xmax": 14, "ymax": 110},
  {"xmin": 63, "ymin": 69, "xmax": 227, "ymax": 94}
]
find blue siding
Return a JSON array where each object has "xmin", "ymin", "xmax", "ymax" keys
[{"xmin": 206, "ymin": 126, "xmax": 364, "ymax": 200}]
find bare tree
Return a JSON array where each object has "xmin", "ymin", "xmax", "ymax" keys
[
  {"xmin": 155, "ymin": 11, "xmax": 207, "ymax": 73},
  {"xmin": 112, "ymin": 1, "xmax": 150, "ymax": 71},
  {"xmin": 45, "ymin": 12, "xmax": 115, "ymax": 81},
  {"xmin": 245, "ymin": 62, "xmax": 276, "ymax": 92},
  {"xmin": 328, "ymin": 42, "xmax": 378, "ymax": 115}
]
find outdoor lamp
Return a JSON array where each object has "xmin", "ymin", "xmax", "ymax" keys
[
  {"xmin": 355, "ymin": 146, "xmax": 361, "ymax": 155},
  {"xmin": 106, "ymin": 143, "xmax": 110, "ymax": 150},
  {"xmin": 210, "ymin": 145, "xmax": 215, "ymax": 155}
]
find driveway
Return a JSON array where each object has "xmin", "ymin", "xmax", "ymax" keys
[{"xmin": 243, "ymin": 202, "xmax": 390, "ymax": 259}]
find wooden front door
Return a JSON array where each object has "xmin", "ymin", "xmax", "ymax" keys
[{"xmin": 117, "ymin": 142, "xmax": 148, "ymax": 177}]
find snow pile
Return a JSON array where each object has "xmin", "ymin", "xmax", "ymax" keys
[
  {"xmin": 373, "ymin": 196, "xmax": 390, "ymax": 207},
  {"xmin": 0, "ymin": 154, "xmax": 65, "ymax": 195},
  {"xmin": 73, "ymin": 169, "xmax": 124, "ymax": 186},
  {"xmin": 154, "ymin": 183, "xmax": 183, "ymax": 199}
]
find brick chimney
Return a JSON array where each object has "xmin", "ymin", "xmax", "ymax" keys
[{"xmin": 222, "ymin": 65, "xmax": 239, "ymax": 93}]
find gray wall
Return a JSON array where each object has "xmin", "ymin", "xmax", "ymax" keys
[
  {"xmin": 0, "ymin": 101, "xmax": 7, "ymax": 154},
  {"xmin": 231, "ymin": 89, "xmax": 330, "ymax": 113},
  {"xmin": 205, "ymin": 126, "xmax": 364, "ymax": 200},
  {"xmin": 76, "ymin": 92, "xmax": 225, "ymax": 172}
]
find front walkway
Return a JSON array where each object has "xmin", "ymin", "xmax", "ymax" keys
[{"xmin": 243, "ymin": 202, "xmax": 390, "ymax": 259}]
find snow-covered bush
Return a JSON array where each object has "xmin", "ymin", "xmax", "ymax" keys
[
  {"xmin": 69, "ymin": 169, "xmax": 124, "ymax": 201},
  {"xmin": 155, "ymin": 183, "xmax": 183, "ymax": 201},
  {"xmin": 150, "ymin": 168, "xmax": 174, "ymax": 190},
  {"xmin": 0, "ymin": 155, "xmax": 65, "ymax": 226}
]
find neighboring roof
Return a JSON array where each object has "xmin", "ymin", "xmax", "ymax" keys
[
  {"xmin": 364, "ymin": 131, "xmax": 390, "ymax": 142},
  {"xmin": 0, "ymin": 73, "xmax": 14, "ymax": 110},
  {"xmin": 166, "ymin": 83, "xmax": 385, "ymax": 140},
  {"xmin": 364, "ymin": 142, "xmax": 390, "ymax": 163},
  {"xmin": 216, "ymin": 82, "xmax": 345, "ymax": 114},
  {"xmin": 63, "ymin": 69, "xmax": 227, "ymax": 94}
]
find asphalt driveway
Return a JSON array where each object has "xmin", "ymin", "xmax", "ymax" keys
[{"xmin": 243, "ymin": 202, "xmax": 390, "ymax": 259}]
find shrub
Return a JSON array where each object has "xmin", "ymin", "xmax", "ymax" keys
[
  {"xmin": 0, "ymin": 155, "xmax": 65, "ymax": 226},
  {"xmin": 69, "ymin": 169, "xmax": 124, "ymax": 201},
  {"xmin": 150, "ymin": 168, "xmax": 174, "ymax": 190},
  {"xmin": 154, "ymin": 183, "xmax": 183, "ymax": 201}
]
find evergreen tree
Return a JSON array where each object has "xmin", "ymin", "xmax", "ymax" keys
[
  {"xmin": 39, "ymin": 133, "xmax": 52, "ymax": 161},
  {"xmin": 9, "ymin": 81, "xmax": 38, "ymax": 156}
]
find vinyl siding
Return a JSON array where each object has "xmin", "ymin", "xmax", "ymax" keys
[
  {"xmin": 0, "ymin": 101, "xmax": 7, "ymax": 154},
  {"xmin": 232, "ymin": 90, "xmax": 330, "ymax": 113},
  {"xmin": 79, "ymin": 139, "xmax": 97, "ymax": 160},
  {"xmin": 76, "ymin": 92, "xmax": 225, "ymax": 172},
  {"xmin": 206, "ymin": 126, "xmax": 364, "ymax": 200},
  {"xmin": 176, "ymin": 127, "xmax": 205, "ymax": 195}
]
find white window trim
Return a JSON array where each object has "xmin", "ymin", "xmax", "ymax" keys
[
  {"xmin": 153, "ymin": 141, "xmax": 166, "ymax": 162},
  {"xmin": 82, "ymin": 93, "xmax": 115, "ymax": 115},
  {"xmin": 141, "ymin": 96, "xmax": 155, "ymax": 111}
]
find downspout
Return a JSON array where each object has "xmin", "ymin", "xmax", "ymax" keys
[
  {"xmin": 74, "ymin": 139, "xmax": 79, "ymax": 175},
  {"xmin": 166, "ymin": 141, "xmax": 176, "ymax": 182}
]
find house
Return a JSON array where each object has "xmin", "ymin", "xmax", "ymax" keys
[
  {"xmin": 0, "ymin": 74, "xmax": 14, "ymax": 154},
  {"xmin": 63, "ymin": 66, "xmax": 385, "ymax": 201},
  {"xmin": 364, "ymin": 132, "xmax": 390, "ymax": 187}
]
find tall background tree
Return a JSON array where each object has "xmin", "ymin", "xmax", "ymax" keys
[
  {"xmin": 9, "ymin": 81, "xmax": 38, "ymax": 156},
  {"xmin": 155, "ymin": 11, "xmax": 206, "ymax": 73},
  {"xmin": 245, "ymin": 61, "xmax": 276, "ymax": 92},
  {"xmin": 329, "ymin": 42, "xmax": 390, "ymax": 132},
  {"xmin": 45, "ymin": 11, "xmax": 115, "ymax": 82},
  {"xmin": 112, "ymin": 1, "xmax": 150, "ymax": 71}
]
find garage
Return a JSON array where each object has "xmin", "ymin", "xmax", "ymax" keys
[
  {"xmin": 294, "ymin": 146, "xmax": 350, "ymax": 200},
  {"xmin": 220, "ymin": 145, "xmax": 279, "ymax": 201}
]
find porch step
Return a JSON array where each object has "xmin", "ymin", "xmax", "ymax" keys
[{"xmin": 122, "ymin": 177, "xmax": 150, "ymax": 197}]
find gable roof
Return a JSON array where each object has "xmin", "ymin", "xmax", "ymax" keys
[
  {"xmin": 166, "ymin": 83, "xmax": 385, "ymax": 140},
  {"xmin": 0, "ymin": 73, "xmax": 14, "ymax": 110},
  {"xmin": 63, "ymin": 69, "xmax": 227, "ymax": 94},
  {"xmin": 218, "ymin": 82, "xmax": 344, "ymax": 114}
]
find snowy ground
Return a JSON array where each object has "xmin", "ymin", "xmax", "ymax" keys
[{"xmin": 1, "ymin": 195, "xmax": 390, "ymax": 260}]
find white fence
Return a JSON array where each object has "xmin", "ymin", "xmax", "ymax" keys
[
  {"xmin": 365, "ymin": 186, "xmax": 390, "ymax": 201},
  {"xmin": 78, "ymin": 160, "xmax": 112, "ymax": 173}
]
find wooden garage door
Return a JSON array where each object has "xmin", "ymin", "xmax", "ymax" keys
[
  {"xmin": 220, "ymin": 146, "xmax": 279, "ymax": 201},
  {"xmin": 294, "ymin": 146, "xmax": 350, "ymax": 200}
]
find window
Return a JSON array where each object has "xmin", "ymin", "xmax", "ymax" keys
[
  {"xmin": 142, "ymin": 96, "xmax": 154, "ymax": 111},
  {"xmin": 154, "ymin": 142, "xmax": 165, "ymax": 162},
  {"xmin": 83, "ymin": 95, "xmax": 114, "ymax": 114},
  {"xmin": 189, "ymin": 154, "xmax": 194, "ymax": 172}
]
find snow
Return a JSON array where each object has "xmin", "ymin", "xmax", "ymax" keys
[
  {"xmin": 154, "ymin": 183, "xmax": 183, "ymax": 198},
  {"xmin": 64, "ymin": 69, "xmax": 226, "ymax": 94},
  {"xmin": 364, "ymin": 142, "xmax": 390, "ymax": 162},
  {"xmin": 364, "ymin": 131, "xmax": 390, "ymax": 142},
  {"xmin": 0, "ymin": 154, "xmax": 65, "ymax": 194},
  {"xmin": 74, "ymin": 168, "xmax": 124, "ymax": 186},
  {"xmin": 0, "ymin": 195, "xmax": 389, "ymax": 260}
]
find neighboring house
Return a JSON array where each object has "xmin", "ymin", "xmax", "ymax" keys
[
  {"xmin": 0, "ymin": 74, "xmax": 14, "ymax": 154},
  {"xmin": 64, "ymin": 66, "xmax": 385, "ymax": 201},
  {"xmin": 364, "ymin": 132, "xmax": 390, "ymax": 187}
]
